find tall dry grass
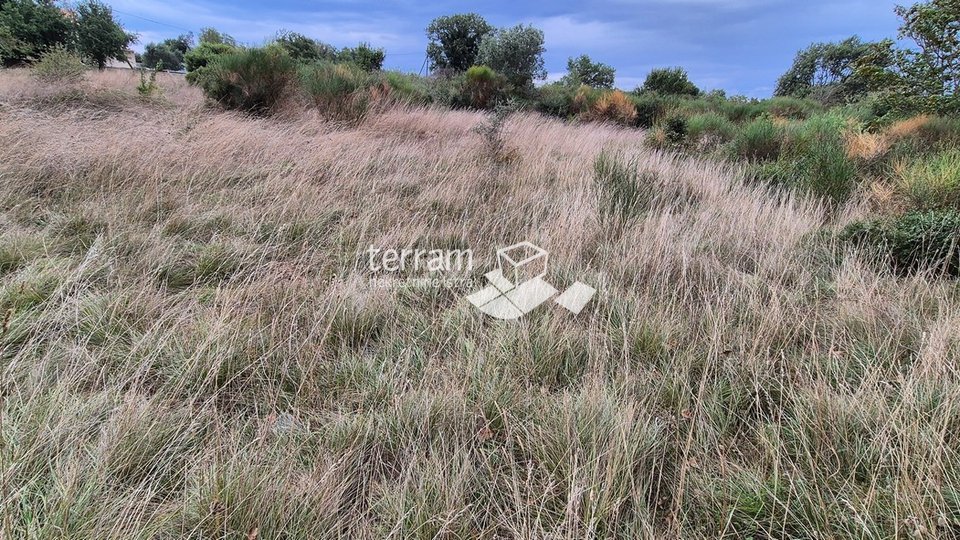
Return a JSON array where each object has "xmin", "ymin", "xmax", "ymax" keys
[{"xmin": 0, "ymin": 70, "xmax": 959, "ymax": 539}]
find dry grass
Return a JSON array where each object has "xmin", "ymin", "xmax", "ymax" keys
[
  {"xmin": 887, "ymin": 114, "xmax": 932, "ymax": 140},
  {"xmin": 1, "ymin": 70, "xmax": 960, "ymax": 539}
]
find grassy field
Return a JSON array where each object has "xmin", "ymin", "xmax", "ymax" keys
[{"xmin": 1, "ymin": 69, "xmax": 959, "ymax": 539}]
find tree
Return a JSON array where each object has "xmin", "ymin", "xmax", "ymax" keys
[
  {"xmin": 0, "ymin": 0, "xmax": 72, "ymax": 66},
  {"xmin": 141, "ymin": 34, "xmax": 192, "ymax": 71},
  {"xmin": 775, "ymin": 36, "xmax": 880, "ymax": 103},
  {"xmin": 74, "ymin": 0, "xmax": 134, "ymax": 69},
  {"xmin": 476, "ymin": 24, "xmax": 546, "ymax": 89},
  {"xmin": 274, "ymin": 30, "xmax": 335, "ymax": 62},
  {"xmin": 338, "ymin": 42, "xmax": 385, "ymax": 71},
  {"xmin": 142, "ymin": 42, "xmax": 181, "ymax": 70},
  {"xmin": 163, "ymin": 33, "xmax": 192, "ymax": 56},
  {"xmin": 426, "ymin": 13, "xmax": 492, "ymax": 72},
  {"xmin": 198, "ymin": 27, "xmax": 236, "ymax": 46},
  {"xmin": 857, "ymin": 0, "xmax": 960, "ymax": 114},
  {"xmin": 639, "ymin": 67, "xmax": 700, "ymax": 96},
  {"xmin": 184, "ymin": 41, "xmax": 236, "ymax": 84},
  {"xmin": 562, "ymin": 54, "xmax": 615, "ymax": 88}
]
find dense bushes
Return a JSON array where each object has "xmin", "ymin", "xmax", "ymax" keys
[
  {"xmin": 729, "ymin": 117, "xmax": 781, "ymax": 161},
  {"xmin": 31, "ymin": 46, "xmax": 86, "ymax": 82},
  {"xmin": 843, "ymin": 210, "xmax": 960, "ymax": 276},
  {"xmin": 894, "ymin": 149, "xmax": 960, "ymax": 210},
  {"xmin": 196, "ymin": 48, "xmax": 298, "ymax": 113},
  {"xmin": 462, "ymin": 65, "xmax": 506, "ymax": 109}
]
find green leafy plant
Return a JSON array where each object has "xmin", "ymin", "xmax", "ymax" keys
[
  {"xmin": 32, "ymin": 45, "xmax": 86, "ymax": 82},
  {"xmin": 842, "ymin": 209, "xmax": 960, "ymax": 276},
  {"xmin": 197, "ymin": 47, "xmax": 298, "ymax": 113},
  {"xmin": 137, "ymin": 62, "xmax": 161, "ymax": 97}
]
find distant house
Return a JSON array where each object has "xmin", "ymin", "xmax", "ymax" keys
[{"xmin": 105, "ymin": 49, "xmax": 137, "ymax": 69}]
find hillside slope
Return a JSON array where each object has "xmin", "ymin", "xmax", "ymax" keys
[{"xmin": 1, "ymin": 70, "xmax": 959, "ymax": 539}]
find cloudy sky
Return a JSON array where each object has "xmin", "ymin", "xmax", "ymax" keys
[{"xmin": 110, "ymin": 0, "xmax": 903, "ymax": 97}]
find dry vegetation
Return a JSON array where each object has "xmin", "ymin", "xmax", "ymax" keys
[{"xmin": 1, "ymin": 69, "xmax": 960, "ymax": 539}]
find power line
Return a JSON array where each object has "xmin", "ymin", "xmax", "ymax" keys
[{"xmin": 112, "ymin": 9, "xmax": 193, "ymax": 34}]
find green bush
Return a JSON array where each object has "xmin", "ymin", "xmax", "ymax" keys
[
  {"xmin": 184, "ymin": 42, "xmax": 238, "ymax": 85},
  {"xmin": 761, "ymin": 96, "xmax": 822, "ymax": 120},
  {"xmin": 780, "ymin": 113, "xmax": 846, "ymax": 155},
  {"xmin": 798, "ymin": 137, "xmax": 858, "ymax": 203},
  {"xmin": 383, "ymin": 71, "xmax": 432, "ymax": 105},
  {"xmin": 631, "ymin": 93, "xmax": 669, "ymax": 128},
  {"xmin": 639, "ymin": 67, "xmax": 700, "ymax": 96},
  {"xmin": 842, "ymin": 210, "xmax": 960, "ymax": 277},
  {"xmin": 197, "ymin": 47, "xmax": 298, "ymax": 113},
  {"xmin": 535, "ymin": 82, "xmax": 577, "ymax": 118},
  {"xmin": 896, "ymin": 149, "xmax": 960, "ymax": 211},
  {"xmin": 717, "ymin": 99, "xmax": 762, "ymax": 123},
  {"xmin": 663, "ymin": 112, "xmax": 688, "ymax": 143},
  {"xmin": 299, "ymin": 61, "xmax": 374, "ymax": 118},
  {"xmin": 729, "ymin": 117, "xmax": 782, "ymax": 161},
  {"xmin": 686, "ymin": 112, "xmax": 737, "ymax": 145},
  {"xmin": 462, "ymin": 65, "xmax": 506, "ymax": 109},
  {"xmin": 31, "ymin": 45, "xmax": 86, "ymax": 82}
]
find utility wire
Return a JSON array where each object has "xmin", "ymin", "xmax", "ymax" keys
[{"xmin": 112, "ymin": 9, "xmax": 194, "ymax": 34}]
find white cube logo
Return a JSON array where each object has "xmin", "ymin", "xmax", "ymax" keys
[{"xmin": 496, "ymin": 241, "xmax": 548, "ymax": 288}]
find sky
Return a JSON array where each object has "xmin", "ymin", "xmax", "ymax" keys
[{"xmin": 109, "ymin": 0, "xmax": 904, "ymax": 98}]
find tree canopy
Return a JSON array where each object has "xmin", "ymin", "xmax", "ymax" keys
[
  {"xmin": 426, "ymin": 13, "xmax": 492, "ymax": 72},
  {"xmin": 563, "ymin": 54, "xmax": 615, "ymax": 89},
  {"xmin": 476, "ymin": 24, "xmax": 546, "ymax": 89}
]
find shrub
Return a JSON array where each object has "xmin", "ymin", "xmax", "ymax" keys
[
  {"xmin": 594, "ymin": 151, "xmax": 647, "ymax": 221},
  {"xmin": 383, "ymin": 71, "xmax": 432, "ymax": 105},
  {"xmin": 686, "ymin": 112, "xmax": 737, "ymax": 146},
  {"xmin": 729, "ymin": 117, "xmax": 782, "ymax": 161},
  {"xmin": 299, "ymin": 61, "xmax": 374, "ymax": 118},
  {"xmin": 895, "ymin": 149, "xmax": 960, "ymax": 211},
  {"xmin": 462, "ymin": 65, "xmax": 506, "ymax": 109},
  {"xmin": 31, "ymin": 46, "xmax": 86, "ymax": 82},
  {"xmin": 273, "ymin": 31, "xmax": 336, "ymax": 62},
  {"xmin": 663, "ymin": 112, "xmax": 688, "ymax": 143},
  {"xmin": 631, "ymin": 93, "xmax": 669, "ymax": 128},
  {"xmin": 137, "ymin": 66, "xmax": 160, "ymax": 98},
  {"xmin": 337, "ymin": 42, "xmax": 385, "ymax": 72},
  {"xmin": 761, "ymin": 96, "xmax": 822, "ymax": 120},
  {"xmin": 588, "ymin": 90, "xmax": 636, "ymax": 126},
  {"xmin": 779, "ymin": 114, "xmax": 858, "ymax": 202},
  {"xmin": 639, "ymin": 67, "xmax": 700, "ymax": 96},
  {"xmin": 717, "ymin": 98, "xmax": 762, "ymax": 123},
  {"xmin": 842, "ymin": 210, "xmax": 960, "ymax": 277},
  {"xmin": 535, "ymin": 82, "xmax": 577, "ymax": 118},
  {"xmin": 798, "ymin": 137, "xmax": 858, "ymax": 203},
  {"xmin": 198, "ymin": 47, "xmax": 298, "ymax": 113},
  {"xmin": 184, "ymin": 42, "xmax": 238, "ymax": 85}
]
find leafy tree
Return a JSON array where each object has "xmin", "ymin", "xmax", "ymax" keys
[
  {"xmin": 858, "ymin": 0, "xmax": 960, "ymax": 114},
  {"xmin": 274, "ymin": 30, "xmax": 335, "ymax": 62},
  {"xmin": 198, "ymin": 27, "xmax": 235, "ymax": 46},
  {"xmin": 142, "ymin": 42, "xmax": 181, "ymax": 70},
  {"xmin": 74, "ymin": 0, "xmax": 134, "ymax": 69},
  {"xmin": 639, "ymin": 67, "xmax": 700, "ymax": 96},
  {"xmin": 141, "ymin": 34, "xmax": 192, "ymax": 70},
  {"xmin": 775, "ymin": 36, "xmax": 880, "ymax": 103},
  {"xmin": 0, "ymin": 0, "xmax": 72, "ymax": 66},
  {"xmin": 426, "ymin": 13, "xmax": 492, "ymax": 72},
  {"xmin": 338, "ymin": 42, "xmax": 385, "ymax": 71},
  {"xmin": 476, "ymin": 24, "xmax": 546, "ymax": 89},
  {"xmin": 184, "ymin": 41, "xmax": 237, "ymax": 84},
  {"xmin": 163, "ymin": 33, "xmax": 192, "ymax": 56},
  {"xmin": 562, "ymin": 54, "xmax": 615, "ymax": 88}
]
